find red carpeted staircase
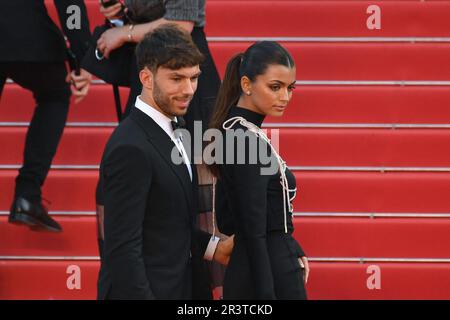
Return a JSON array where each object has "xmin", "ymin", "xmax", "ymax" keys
[{"xmin": 2, "ymin": 0, "xmax": 450, "ymax": 299}]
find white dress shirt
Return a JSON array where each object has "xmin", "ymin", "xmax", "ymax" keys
[{"xmin": 135, "ymin": 96, "xmax": 192, "ymax": 180}]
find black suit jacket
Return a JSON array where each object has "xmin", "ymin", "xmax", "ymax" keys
[
  {"xmin": 0, "ymin": 0, "xmax": 91, "ymax": 62},
  {"xmin": 97, "ymin": 107, "xmax": 211, "ymax": 300}
]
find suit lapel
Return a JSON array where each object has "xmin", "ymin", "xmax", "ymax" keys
[{"xmin": 130, "ymin": 108, "xmax": 194, "ymax": 214}]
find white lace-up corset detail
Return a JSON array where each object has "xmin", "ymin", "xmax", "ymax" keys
[{"xmin": 222, "ymin": 116, "xmax": 297, "ymax": 233}]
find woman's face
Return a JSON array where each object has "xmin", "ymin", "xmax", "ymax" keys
[{"xmin": 244, "ymin": 64, "xmax": 297, "ymax": 117}]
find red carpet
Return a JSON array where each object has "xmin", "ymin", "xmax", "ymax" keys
[{"xmin": 1, "ymin": 0, "xmax": 450, "ymax": 299}]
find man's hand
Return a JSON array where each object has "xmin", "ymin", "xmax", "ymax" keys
[
  {"xmin": 99, "ymin": 0, "xmax": 126, "ymax": 20},
  {"xmin": 213, "ymin": 235, "xmax": 235, "ymax": 266},
  {"xmin": 66, "ymin": 68, "xmax": 92, "ymax": 104},
  {"xmin": 97, "ymin": 26, "xmax": 128, "ymax": 59}
]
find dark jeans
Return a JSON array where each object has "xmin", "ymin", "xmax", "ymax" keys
[{"xmin": 0, "ymin": 62, "xmax": 71, "ymax": 202}]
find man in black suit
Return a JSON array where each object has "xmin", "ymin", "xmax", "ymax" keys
[
  {"xmin": 0, "ymin": 1, "xmax": 92, "ymax": 232},
  {"xmin": 97, "ymin": 24, "xmax": 232, "ymax": 300}
]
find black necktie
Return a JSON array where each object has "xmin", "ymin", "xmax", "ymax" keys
[
  {"xmin": 170, "ymin": 117, "xmax": 191, "ymax": 179},
  {"xmin": 171, "ymin": 117, "xmax": 186, "ymax": 131}
]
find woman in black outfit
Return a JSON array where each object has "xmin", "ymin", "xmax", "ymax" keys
[{"xmin": 209, "ymin": 41, "xmax": 309, "ymax": 300}]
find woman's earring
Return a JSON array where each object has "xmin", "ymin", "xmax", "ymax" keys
[{"xmin": 246, "ymin": 91, "xmax": 251, "ymax": 96}]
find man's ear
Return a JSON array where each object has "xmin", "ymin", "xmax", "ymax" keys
[{"xmin": 139, "ymin": 67, "xmax": 153, "ymax": 91}]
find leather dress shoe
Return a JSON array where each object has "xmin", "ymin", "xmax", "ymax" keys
[{"xmin": 8, "ymin": 197, "xmax": 62, "ymax": 232}]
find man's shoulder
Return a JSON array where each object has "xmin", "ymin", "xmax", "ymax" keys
[
  {"xmin": 111, "ymin": 115, "xmax": 147, "ymax": 140},
  {"xmin": 103, "ymin": 117, "xmax": 153, "ymax": 158}
]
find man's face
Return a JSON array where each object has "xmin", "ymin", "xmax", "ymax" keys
[{"xmin": 151, "ymin": 65, "xmax": 201, "ymax": 118}]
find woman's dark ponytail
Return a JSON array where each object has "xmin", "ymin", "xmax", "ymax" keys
[
  {"xmin": 209, "ymin": 52, "xmax": 244, "ymax": 131},
  {"xmin": 207, "ymin": 53, "xmax": 244, "ymax": 177}
]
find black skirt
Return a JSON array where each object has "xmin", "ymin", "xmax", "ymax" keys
[{"xmin": 223, "ymin": 233, "xmax": 307, "ymax": 300}]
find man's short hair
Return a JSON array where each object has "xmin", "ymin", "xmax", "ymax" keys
[{"xmin": 135, "ymin": 23, "xmax": 204, "ymax": 72}]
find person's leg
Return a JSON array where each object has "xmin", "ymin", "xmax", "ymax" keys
[
  {"xmin": 8, "ymin": 61, "xmax": 70, "ymax": 232},
  {"xmin": 195, "ymin": 164, "xmax": 227, "ymax": 299},
  {"xmin": 13, "ymin": 62, "xmax": 70, "ymax": 201},
  {"xmin": 95, "ymin": 176, "xmax": 105, "ymax": 258},
  {"xmin": 0, "ymin": 64, "xmax": 7, "ymax": 98},
  {"xmin": 187, "ymin": 27, "xmax": 221, "ymax": 135},
  {"xmin": 122, "ymin": 56, "xmax": 141, "ymax": 119}
]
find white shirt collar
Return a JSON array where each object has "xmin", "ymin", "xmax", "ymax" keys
[
  {"xmin": 134, "ymin": 96, "xmax": 192, "ymax": 180},
  {"xmin": 134, "ymin": 95, "xmax": 176, "ymax": 140}
]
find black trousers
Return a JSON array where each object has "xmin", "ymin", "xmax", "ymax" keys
[
  {"xmin": 0, "ymin": 62, "xmax": 71, "ymax": 202},
  {"xmin": 223, "ymin": 233, "xmax": 308, "ymax": 300}
]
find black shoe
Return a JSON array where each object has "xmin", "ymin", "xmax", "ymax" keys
[{"xmin": 8, "ymin": 197, "xmax": 62, "ymax": 232}]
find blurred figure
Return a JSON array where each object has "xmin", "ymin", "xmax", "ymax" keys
[{"xmin": 0, "ymin": 1, "xmax": 92, "ymax": 232}]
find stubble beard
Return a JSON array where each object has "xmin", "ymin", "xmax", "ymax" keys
[{"xmin": 153, "ymin": 82, "xmax": 189, "ymax": 118}]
